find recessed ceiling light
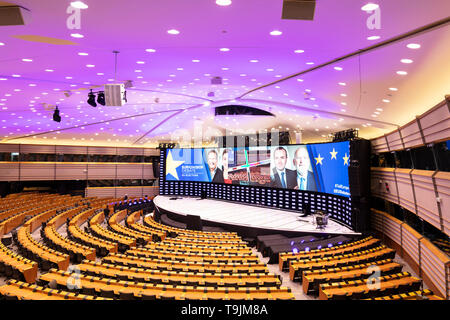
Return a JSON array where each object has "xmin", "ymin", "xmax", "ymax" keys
[
  {"xmin": 86, "ymin": 64, "xmax": 95, "ymax": 68},
  {"xmin": 297, "ymin": 78, "xmax": 304, "ymax": 82},
  {"xmin": 220, "ymin": 48, "xmax": 230, "ymax": 52},
  {"xmin": 216, "ymin": 0, "xmax": 232, "ymax": 5},
  {"xmin": 145, "ymin": 49, "xmax": 156, "ymax": 53},
  {"xmin": 136, "ymin": 61, "xmax": 145, "ymax": 64},
  {"xmin": 306, "ymin": 62, "xmax": 314, "ymax": 65},
  {"xmin": 45, "ymin": 69, "xmax": 54, "ymax": 72},
  {"xmin": 0, "ymin": 42, "xmax": 4, "ymax": 46},
  {"xmin": 70, "ymin": 1, "xmax": 88, "ymax": 9},
  {"xmin": 70, "ymin": 33, "xmax": 84, "ymax": 38},
  {"xmin": 361, "ymin": 3, "xmax": 379, "ymax": 11},
  {"xmin": 339, "ymin": 82, "xmax": 347, "ymax": 86},
  {"xmin": 374, "ymin": 111, "xmax": 380, "ymax": 115},
  {"xmin": 250, "ymin": 59, "xmax": 259, "ymax": 63},
  {"xmin": 340, "ymin": 93, "xmax": 347, "ymax": 97},
  {"xmin": 65, "ymin": 76, "xmax": 72, "ymax": 79},
  {"xmin": 397, "ymin": 71, "xmax": 408, "ymax": 75},
  {"xmin": 389, "ymin": 87, "xmax": 398, "ymax": 91},
  {"xmin": 97, "ymin": 72, "xmax": 104, "ymax": 76},
  {"xmin": 266, "ymin": 68, "xmax": 274, "ymax": 72},
  {"xmin": 401, "ymin": 59, "xmax": 413, "ymax": 64},
  {"xmin": 78, "ymin": 52, "xmax": 88, "ymax": 56},
  {"xmin": 270, "ymin": 30, "xmax": 282, "ymax": 36},
  {"xmin": 0, "ymin": 78, "xmax": 7, "ymax": 81},
  {"xmin": 294, "ymin": 49, "xmax": 304, "ymax": 53},
  {"xmin": 376, "ymin": 108, "xmax": 383, "ymax": 111},
  {"xmin": 407, "ymin": 43, "xmax": 421, "ymax": 49},
  {"xmin": 22, "ymin": 58, "xmax": 33, "ymax": 62},
  {"xmin": 367, "ymin": 36, "xmax": 380, "ymax": 40},
  {"xmin": 334, "ymin": 67, "xmax": 343, "ymax": 71},
  {"xmin": 341, "ymin": 109, "xmax": 346, "ymax": 112},
  {"xmin": 167, "ymin": 29, "xmax": 180, "ymax": 35},
  {"xmin": 383, "ymin": 99, "xmax": 390, "ymax": 103},
  {"xmin": 192, "ymin": 59, "xmax": 200, "ymax": 62}
]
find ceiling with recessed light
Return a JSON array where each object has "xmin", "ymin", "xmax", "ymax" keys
[{"xmin": 0, "ymin": 0, "xmax": 449, "ymax": 147}]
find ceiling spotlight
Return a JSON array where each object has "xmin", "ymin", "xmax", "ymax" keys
[
  {"xmin": 97, "ymin": 91, "xmax": 106, "ymax": 106},
  {"xmin": 270, "ymin": 30, "xmax": 282, "ymax": 36},
  {"xmin": 167, "ymin": 29, "xmax": 180, "ymax": 35},
  {"xmin": 87, "ymin": 90, "xmax": 97, "ymax": 107},
  {"xmin": 53, "ymin": 107, "xmax": 61, "ymax": 122}
]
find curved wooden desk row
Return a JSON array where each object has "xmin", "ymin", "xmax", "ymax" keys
[
  {"xmin": 39, "ymin": 270, "xmax": 295, "ymax": 300},
  {"xmin": 289, "ymin": 246, "xmax": 396, "ymax": 281},
  {"xmin": 125, "ymin": 247, "xmax": 260, "ymax": 263},
  {"xmin": 279, "ymin": 236, "xmax": 379, "ymax": 271},
  {"xmin": 364, "ymin": 289, "xmax": 444, "ymax": 300},
  {"xmin": 319, "ymin": 272, "xmax": 422, "ymax": 300},
  {"xmin": 76, "ymin": 260, "xmax": 282, "ymax": 288},
  {"xmin": 17, "ymin": 226, "xmax": 70, "ymax": 271},
  {"xmin": 302, "ymin": 259, "xmax": 403, "ymax": 295},
  {"xmin": 103, "ymin": 254, "xmax": 269, "ymax": 274},
  {"xmin": 130, "ymin": 211, "xmax": 240, "ymax": 240},
  {"xmin": 0, "ymin": 280, "xmax": 111, "ymax": 300},
  {"xmin": 108, "ymin": 210, "xmax": 165, "ymax": 243},
  {"xmin": 143, "ymin": 215, "xmax": 240, "ymax": 239},
  {"xmin": 0, "ymin": 242, "xmax": 38, "ymax": 283},
  {"xmin": 142, "ymin": 242, "xmax": 254, "ymax": 255},
  {"xmin": 89, "ymin": 211, "xmax": 136, "ymax": 248}
]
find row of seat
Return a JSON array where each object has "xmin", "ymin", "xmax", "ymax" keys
[
  {"xmin": 103, "ymin": 252, "xmax": 269, "ymax": 274},
  {"xmin": 16, "ymin": 223, "xmax": 70, "ymax": 271},
  {"xmin": 67, "ymin": 208, "xmax": 119, "ymax": 256},
  {"xmin": 279, "ymin": 236, "xmax": 380, "ymax": 271},
  {"xmin": 143, "ymin": 214, "xmax": 240, "ymax": 239},
  {"xmin": 108, "ymin": 210, "xmax": 165, "ymax": 245},
  {"xmin": 289, "ymin": 245, "xmax": 396, "ymax": 281},
  {"xmin": 124, "ymin": 246, "xmax": 260, "ymax": 264},
  {"xmin": 75, "ymin": 259, "xmax": 282, "ymax": 288},
  {"xmin": 38, "ymin": 269, "xmax": 294, "ymax": 300},
  {"xmin": 88, "ymin": 211, "xmax": 136, "ymax": 252},
  {"xmin": 318, "ymin": 272, "xmax": 422, "ymax": 300},
  {"xmin": 0, "ymin": 279, "xmax": 110, "ymax": 300},
  {"xmin": 142, "ymin": 241, "xmax": 254, "ymax": 255},
  {"xmin": 364, "ymin": 289, "xmax": 444, "ymax": 300},
  {"xmin": 0, "ymin": 241, "xmax": 38, "ymax": 283},
  {"xmin": 302, "ymin": 259, "xmax": 403, "ymax": 295}
]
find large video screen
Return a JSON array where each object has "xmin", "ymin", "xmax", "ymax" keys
[{"xmin": 165, "ymin": 141, "xmax": 351, "ymax": 197}]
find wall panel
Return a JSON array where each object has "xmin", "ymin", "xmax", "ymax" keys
[
  {"xmin": 435, "ymin": 172, "xmax": 450, "ymax": 235},
  {"xmin": 87, "ymin": 163, "xmax": 116, "ymax": 180},
  {"xmin": 19, "ymin": 163, "xmax": 55, "ymax": 181},
  {"xmin": 420, "ymin": 102, "xmax": 450, "ymax": 144},
  {"xmin": 55, "ymin": 163, "xmax": 87, "ymax": 180},
  {"xmin": 395, "ymin": 169, "xmax": 416, "ymax": 214},
  {"xmin": 411, "ymin": 170, "xmax": 441, "ymax": 230},
  {"xmin": 385, "ymin": 130, "xmax": 403, "ymax": 151},
  {"xmin": 0, "ymin": 163, "xmax": 20, "ymax": 180},
  {"xmin": 400, "ymin": 121, "xmax": 424, "ymax": 149}
]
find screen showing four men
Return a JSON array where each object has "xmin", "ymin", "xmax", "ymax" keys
[{"xmin": 165, "ymin": 141, "xmax": 351, "ymax": 197}]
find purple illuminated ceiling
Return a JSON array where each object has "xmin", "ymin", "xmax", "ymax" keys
[{"xmin": 0, "ymin": 0, "xmax": 449, "ymax": 147}]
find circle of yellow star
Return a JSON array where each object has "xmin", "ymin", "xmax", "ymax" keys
[
  {"xmin": 165, "ymin": 150, "xmax": 185, "ymax": 180},
  {"xmin": 330, "ymin": 148, "xmax": 338, "ymax": 160},
  {"xmin": 315, "ymin": 154, "xmax": 324, "ymax": 165}
]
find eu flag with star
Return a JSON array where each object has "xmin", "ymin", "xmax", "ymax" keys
[{"xmin": 307, "ymin": 141, "xmax": 350, "ymax": 197}]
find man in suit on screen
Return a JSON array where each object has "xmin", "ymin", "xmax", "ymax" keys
[
  {"xmin": 293, "ymin": 147, "xmax": 317, "ymax": 191},
  {"xmin": 270, "ymin": 147, "xmax": 297, "ymax": 189},
  {"xmin": 207, "ymin": 149, "xmax": 224, "ymax": 183}
]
